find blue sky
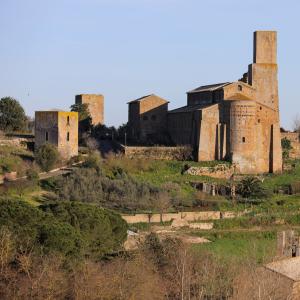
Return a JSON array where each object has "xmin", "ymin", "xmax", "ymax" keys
[{"xmin": 0, "ymin": 0, "xmax": 299, "ymax": 128}]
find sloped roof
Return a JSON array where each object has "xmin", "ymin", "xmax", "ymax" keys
[
  {"xmin": 168, "ymin": 103, "xmax": 215, "ymax": 114},
  {"xmin": 187, "ymin": 82, "xmax": 231, "ymax": 94},
  {"xmin": 265, "ymin": 257, "xmax": 300, "ymax": 281},
  {"xmin": 127, "ymin": 94, "xmax": 169, "ymax": 104},
  {"xmin": 225, "ymin": 93, "xmax": 253, "ymax": 100}
]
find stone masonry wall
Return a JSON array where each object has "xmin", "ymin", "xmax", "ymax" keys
[
  {"xmin": 122, "ymin": 145, "xmax": 192, "ymax": 160},
  {"xmin": 122, "ymin": 210, "xmax": 242, "ymax": 224},
  {"xmin": 281, "ymin": 132, "xmax": 300, "ymax": 159},
  {"xmin": 75, "ymin": 94, "xmax": 104, "ymax": 125}
]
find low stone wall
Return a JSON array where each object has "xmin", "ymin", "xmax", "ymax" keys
[
  {"xmin": 185, "ymin": 164, "xmax": 235, "ymax": 179},
  {"xmin": 0, "ymin": 136, "xmax": 34, "ymax": 148},
  {"xmin": 281, "ymin": 132, "xmax": 300, "ymax": 143},
  {"xmin": 281, "ymin": 132, "xmax": 300, "ymax": 159},
  {"xmin": 122, "ymin": 210, "xmax": 242, "ymax": 224},
  {"xmin": 121, "ymin": 145, "xmax": 192, "ymax": 161},
  {"xmin": 0, "ymin": 172, "xmax": 18, "ymax": 184}
]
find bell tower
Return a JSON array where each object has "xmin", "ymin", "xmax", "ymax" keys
[{"xmin": 249, "ymin": 31, "xmax": 279, "ymax": 112}]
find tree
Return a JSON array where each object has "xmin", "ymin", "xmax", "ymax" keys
[
  {"xmin": 70, "ymin": 103, "xmax": 92, "ymax": 134},
  {"xmin": 39, "ymin": 201, "xmax": 127, "ymax": 258},
  {"xmin": 281, "ymin": 137, "xmax": 292, "ymax": 159},
  {"xmin": 0, "ymin": 97, "xmax": 27, "ymax": 132},
  {"xmin": 151, "ymin": 191, "xmax": 171, "ymax": 223},
  {"xmin": 35, "ymin": 143, "xmax": 59, "ymax": 172},
  {"xmin": 293, "ymin": 114, "xmax": 300, "ymax": 132},
  {"xmin": 0, "ymin": 199, "xmax": 82, "ymax": 257}
]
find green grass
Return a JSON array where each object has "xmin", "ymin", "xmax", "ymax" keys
[
  {"xmin": 132, "ymin": 160, "xmax": 227, "ymax": 199},
  {"xmin": 263, "ymin": 160, "xmax": 300, "ymax": 190},
  {"xmin": 128, "ymin": 221, "xmax": 172, "ymax": 231},
  {"xmin": 191, "ymin": 230, "xmax": 276, "ymax": 263},
  {"xmin": 0, "ymin": 145, "xmax": 34, "ymax": 175}
]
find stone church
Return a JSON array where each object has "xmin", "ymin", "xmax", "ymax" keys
[{"xmin": 128, "ymin": 31, "xmax": 282, "ymax": 174}]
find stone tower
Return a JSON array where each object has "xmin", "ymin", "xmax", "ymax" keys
[
  {"xmin": 249, "ymin": 31, "xmax": 279, "ymax": 111},
  {"xmin": 75, "ymin": 94, "xmax": 104, "ymax": 125},
  {"xmin": 35, "ymin": 111, "xmax": 78, "ymax": 159}
]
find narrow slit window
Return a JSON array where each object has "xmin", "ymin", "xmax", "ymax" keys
[
  {"xmin": 67, "ymin": 132, "xmax": 70, "ymax": 141},
  {"xmin": 242, "ymin": 137, "xmax": 246, "ymax": 143},
  {"xmin": 67, "ymin": 116, "xmax": 70, "ymax": 125},
  {"xmin": 45, "ymin": 131, "xmax": 49, "ymax": 141}
]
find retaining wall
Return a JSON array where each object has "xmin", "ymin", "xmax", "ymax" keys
[
  {"xmin": 122, "ymin": 210, "xmax": 242, "ymax": 224},
  {"xmin": 120, "ymin": 145, "xmax": 192, "ymax": 160}
]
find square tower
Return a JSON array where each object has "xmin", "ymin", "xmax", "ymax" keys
[
  {"xmin": 253, "ymin": 31, "xmax": 277, "ymax": 64},
  {"xmin": 249, "ymin": 31, "xmax": 279, "ymax": 111},
  {"xmin": 127, "ymin": 94, "xmax": 169, "ymax": 142},
  {"xmin": 35, "ymin": 111, "xmax": 78, "ymax": 159},
  {"xmin": 75, "ymin": 94, "xmax": 104, "ymax": 125}
]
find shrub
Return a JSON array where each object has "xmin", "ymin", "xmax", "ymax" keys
[
  {"xmin": 0, "ymin": 155, "xmax": 24, "ymax": 174},
  {"xmin": 83, "ymin": 151, "xmax": 102, "ymax": 172},
  {"xmin": 53, "ymin": 168, "xmax": 160, "ymax": 211},
  {"xmin": 237, "ymin": 176, "xmax": 271, "ymax": 200},
  {"xmin": 35, "ymin": 143, "xmax": 59, "ymax": 172},
  {"xmin": 281, "ymin": 137, "xmax": 292, "ymax": 159},
  {"xmin": 26, "ymin": 168, "xmax": 39, "ymax": 182}
]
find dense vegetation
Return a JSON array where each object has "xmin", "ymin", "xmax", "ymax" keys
[
  {"xmin": 0, "ymin": 97, "xmax": 28, "ymax": 132},
  {"xmin": 0, "ymin": 145, "xmax": 34, "ymax": 176},
  {"xmin": 0, "ymin": 199, "xmax": 127, "ymax": 259},
  {"xmin": 35, "ymin": 143, "xmax": 60, "ymax": 172}
]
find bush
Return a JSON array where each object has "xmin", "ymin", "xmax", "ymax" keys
[
  {"xmin": 35, "ymin": 143, "xmax": 59, "ymax": 172},
  {"xmin": 237, "ymin": 177, "xmax": 271, "ymax": 200},
  {"xmin": 53, "ymin": 168, "xmax": 160, "ymax": 211},
  {"xmin": 26, "ymin": 168, "xmax": 39, "ymax": 182},
  {"xmin": 0, "ymin": 155, "xmax": 24, "ymax": 174},
  {"xmin": 84, "ymin": 151, "xmax": 102, "ymax": 172},
  {"xmin": 281, "ymin": 137, "xmax": 292, "ymax": 159}
]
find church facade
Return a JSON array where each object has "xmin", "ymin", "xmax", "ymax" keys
[{"xmin": 128, "ymin": 31, "xmax": 282, "ymax": 174}]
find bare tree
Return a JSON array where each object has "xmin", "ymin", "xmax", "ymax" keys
[
  {"xmin": 293, "ymin": 114, "xmax": 300, "ymax": 132},
  {"xmin": 152, "ymin": 192, "xmax": 171, "ymax": 223}
]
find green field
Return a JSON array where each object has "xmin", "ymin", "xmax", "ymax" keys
[{"xmin": 191, "ymin": 230, "xmax": 276, "ymax": 263}]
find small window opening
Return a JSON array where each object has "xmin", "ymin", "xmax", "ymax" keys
[
  {"xmin": 143, "ymin": 116, "xmax": 148, "ymax": 121},
  {"xmin": 67, "ymin": 116, "xmax": 70, "ymax": 125},
  {"xmin": 67, "ymin": 132, "xmax": 70, "ymax": 142},
  {"xmin": 258, "ymin": 119, "xmax": 261, "ymax": 123},
  {"xmin": 238, "ymin": 85, "xmax": 243, "ymax": 91},
  {"xmin": 242, "ymin": 137, "xmax": 246, "ymax": 143},
  {"xmin": 45, "ymin": 131, "xmax": 49, "ymax": 141},
  {"xmin": 260, "ymin": 106, "xmax": 262, "ymax": 110}
]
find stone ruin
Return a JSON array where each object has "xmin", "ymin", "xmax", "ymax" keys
[{"xmin": 277, "ymin": 230, "xmax": 300, "ymax": 258}]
